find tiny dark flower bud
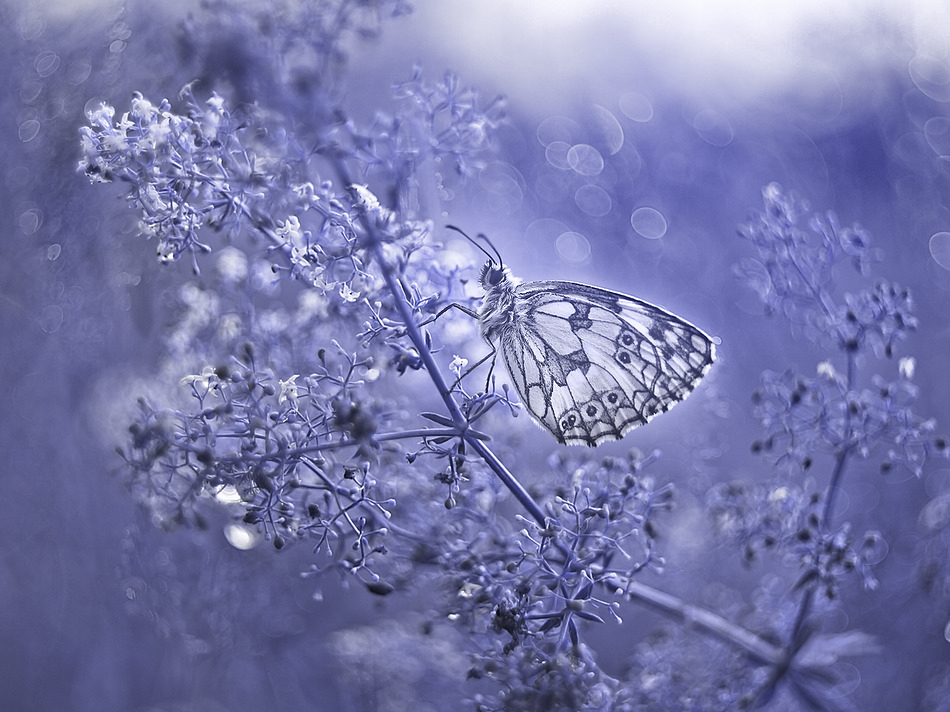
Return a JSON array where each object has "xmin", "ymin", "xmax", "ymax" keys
[{"xmin": 366, "ymin": 581, "xmax": 395, "ymax": 596}]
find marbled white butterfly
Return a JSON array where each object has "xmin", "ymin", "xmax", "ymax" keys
[{"xmin": 454, "ymin": 227, "xmax": 716, "ymax": 447}]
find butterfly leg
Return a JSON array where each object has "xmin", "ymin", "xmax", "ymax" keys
[
  {"xmin": 417, "ymin": 301, "xmax": 497, "ymax": 394},
  {"xmin": 420, "ymin": 301, "xmax": 479, "ymax": 327},
  {"xmin": 447, "ymin": 346, "xmax": 497, "ymax": 393},
  {"xmin": 481, "ymin": 347, "xmax": 498, "ymax": 394}
]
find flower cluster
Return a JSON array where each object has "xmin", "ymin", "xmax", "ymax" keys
[
  {"xmin": 736, "ymin": 182, "xmax": 916, "ymax": 356},
  {"xmin": 708, "ymin": 479, "xmax": 886, "ymax": 595},
  {"xmin": 391, "ymin": 67, "xmax": 508, "ymax": 180},
  {"xmin": 750, "ymin": 360, "xmax": 942, "ymax": 477},
  {"xmin": 121, "ymin": 344, "xmax": 398, "ymax": 572},
  {"xmin": 81, "ymin": 70, "xmax": 527, "ymax": 600},
  {"xmin": 736, "ymin": 186, "xmax": 945, "ymax": 478},
  {"xmin": 468, "ymin": 640, "xmax": 625, "ymax": 712},
  {"xmin": 454, "ymin": 451, "xmax": 676, "ymax": 710},
  {"xmin": 79, "ymin": 92, "xmax": 262, "ymax": 267},
  {"xmin": 708, "ymin": 479, "xmax": 823, "ymax": 565},
  {"xmin": 723, "ymin": 184, "xmax": 947, "ymax": 706},
  {"xmin": 446, "ymin": 450, "xmax": 668, "ymax": 649}
]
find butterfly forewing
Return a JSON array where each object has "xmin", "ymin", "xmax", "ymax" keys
[{"xmin": 481, "ymin": 273, "xmax": 715, "ymax": 447}]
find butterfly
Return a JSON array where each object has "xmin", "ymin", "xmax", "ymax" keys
[{"xmin": 450, "ymin": 227, "xmax": 716, "ymax": 447}]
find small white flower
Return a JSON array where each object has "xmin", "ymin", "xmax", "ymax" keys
[
  {"xmin": 339, "ymin": 283, "xmax": 361, "ymax": 303},
  {"xmin": 116, "ymin": 112, "xmax": 135, "ymax": 135},
  {"xmin": 277, "ymin": 216, "xmax": 302, "ymax": 240},
  {"xmin": 157, "ymin": 241, "xmax": 177, "ymax": 264},
  {"xmin": 87, "ymin": 102, "xmax": 115, "ymax": 128},
  {"xmin": 768, "ymin": 486, "xmax": 791, "ymax": 503},
  {"xmin": 130, "ymin": 93, "xmax": 156, "ymax": 120},
  {"xmin": 293, "ymin": 182, "xmax": 315, "ymax": 201},
  {"xmin": 279, "ymin": 375, "xmax": 300, "ymax": 405},
  {"xmin": 203, "ymin": 94, "xmax": 227, "ymax": 136},
  {"xmin": 143, "ymin": 117, "xmax": 172, "ymax": 151},
  {"xmin": 137, "ymin": 219, "xmax": 159, "ymax": 238},
  {"xmin": 206, "ymin": 93, "xmax": 226, "ymax": 114},
  {"xmin": 140, "ymin": 184, "xmax": 164, "ymax": 214},
  {"xmin": 450, "ymin": 354, "xmax": 469, "ymax": 378},
  {"xmin": 102, "ymin": 130, "xmax": 130, "ymax": 153},
  {"xmin": 817, "ymin": 361, "xmax": 837, "ymax": 379},
  {"xmin": 898, "ymin": 356, "xmax": 916, "ymax": 380},
  {"xmin": 180, "ymin": 365, "xmax": 218, "ymax": 390},
  {"xmin": 349, "ymin": 184, "xmax": 381, "ymax": 212}
]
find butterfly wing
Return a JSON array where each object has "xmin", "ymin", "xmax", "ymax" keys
[{"xmin": 496, "ymin": 280, "xmax": 715, "ymax": 446}]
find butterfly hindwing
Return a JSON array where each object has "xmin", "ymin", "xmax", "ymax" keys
[{"xmin": 497, "ymin": 280, "xmax": 715, "ymax": 446}]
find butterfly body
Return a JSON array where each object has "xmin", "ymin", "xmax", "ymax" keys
[{"xmin": 476, "ymin": 260, "xmax": 715, "ymax": 447}]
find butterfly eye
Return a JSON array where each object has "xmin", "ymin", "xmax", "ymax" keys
[
  {"xmin": 487, "ymin": 268, "xmax": 506, "ymax": 286},
  {"xmin": 480, "ymin": 261, "xmax": 507, "ymax": 287}
]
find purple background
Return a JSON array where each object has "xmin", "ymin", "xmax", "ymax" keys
[{"xmin": 2, "ymin": 2, "xmax": 949, "ymax": 710}]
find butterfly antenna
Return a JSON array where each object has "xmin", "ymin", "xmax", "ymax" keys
[
  {"xmin": 445, "ymin": 224, "xmax": 504, "ymax": 267},
  {"xmin": 478, "ymin": 233, "xmax": 504, "ymax": 267}
]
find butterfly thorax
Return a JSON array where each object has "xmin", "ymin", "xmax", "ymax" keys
[{"xmin": 477, "ymin": 262, "xmax": 520, "ymax": 343}]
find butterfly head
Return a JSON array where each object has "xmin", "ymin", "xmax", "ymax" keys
[
  {"xmin": 446, "ymin": 224, "xmax": 517, "ymax": 293},
  {"xmin": 478, "ymin": 260, "xmax": 514, "ymax": 291}
]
